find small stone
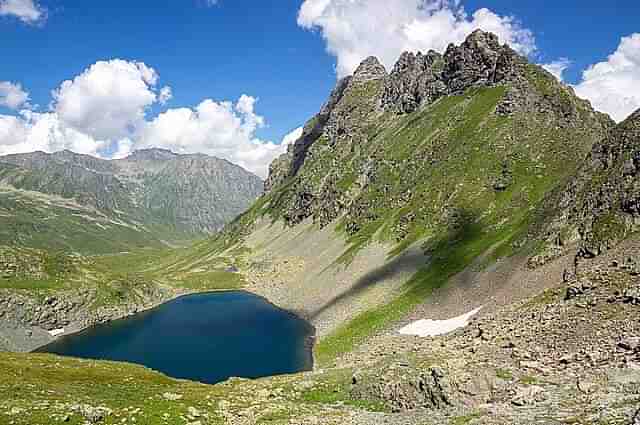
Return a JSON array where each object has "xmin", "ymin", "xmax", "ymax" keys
[
  {"xmin": 619, "ymin": 337, "xmax": 640, "ymax": 352},
  {"xmin": 511, "ymin": 385, "xmax": 544, "ymax": 406},
  {"xmin": 161, "ymin": 392, "xmax": 183, "ymax": 401},
  {"xmin": 8, "ymin": 407, "xmax": 25, "ymax": 416},
  {"xmin": 187, "ymin": 407, "xmax": 201, "ymax": 418},
  {"xmin": 70, "ymin": 404, "xmax": 112, "ymax": 423},
  {"xmin": 559, "ymin": 354, "xmax": 574, "ymax": 364},
  {"xmin": 565, "ymin": 286, "xmax": 583, "ymax": 300},
  {"xmin": 623, "ymin": 287, "xmax": 640, "ymax": 305}
]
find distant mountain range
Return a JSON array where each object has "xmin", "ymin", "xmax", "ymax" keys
[{"xmin": 0, "ymin": 148, "xmax": 263, "ymax": 253}]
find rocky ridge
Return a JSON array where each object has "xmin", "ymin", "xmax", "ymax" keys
[{"xmin": 258, "ymin": 29, "xmax": 608, "ymax": 240}]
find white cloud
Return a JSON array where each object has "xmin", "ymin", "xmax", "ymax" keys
[
  {"xmin": 281, "ymin": 126, "xmax": 303, "ymax": 148},
  {"xmin": 111, "ymin": 138, "xmax": 133, "ymax": 160},
  {"xmin": 0, "ymin": 0, "xmax": 45, "ymax": 24},
  {"xmin": 0, "ymin": 60, "xmax": 291, "ymax": 178},
  {"xmin": 573, "ymin": 33, "xmax": 640, "ymax": 123},
  {"xmin": 0, "ymin": 111, "xmax": 107, "ymax": 157},
  {"xmin": 0, "ymin": 81, "xmax": 30, "ymax": 109},
  {"xmin": 298, "ymin": 0, "xmax": 536, "ymax": 77},
  {"xmin": 542, "ymin": 58, "xmax": 571, "ymax": 81},
  {"xmin": 138, "ymin": 96, "xmax": 285, "ymax": 178},
  {"xmin": 158, "ymin": 86, "xmax": 173, "ymax": 105},
  {"xmin": 52, "ymin": 60, "xmax": 160, "ymax": 140}
]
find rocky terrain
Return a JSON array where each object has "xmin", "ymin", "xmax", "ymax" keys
[
  {"xmin": 0, "ymin": 148, "xmax": 262, "ymax": 253},
  {"xmin": 0, "ymin": 30, "xmax": 639, "ymax": 424}
]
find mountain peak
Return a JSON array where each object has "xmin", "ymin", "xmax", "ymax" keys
[
  {"xmin": 125, "ymin": 148, "xmax": 179, "ymax": 161},
  {"xmin": 352, "ymin": 56, "xmax": 387, "ymax": 82},
  {"xmin": 621, "ymin": 108, "xmax": 640, "ymax": 127},
  {"xmin": 463, "ymin": 29, "xmax": 503, "ymax": 51}
]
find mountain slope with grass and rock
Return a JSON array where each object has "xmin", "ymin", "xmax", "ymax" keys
[
  {"xmin": 0, "ymin": 148, "xmax": 263, "ymax": 254},
  {"xmin": 1, "ymin": 30, "xmax": 640, "ymax": 425}
]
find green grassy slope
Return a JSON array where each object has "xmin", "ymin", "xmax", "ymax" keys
[
  {"xmin": 0, "ymin": 351, "xmax": 387, "ymax": 425},
  {"xmin": 0, "ymin": 186, "xmax": 166, "ymax": 254}
]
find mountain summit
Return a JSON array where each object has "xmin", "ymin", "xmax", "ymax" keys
[{"xmin": 0, "ymin": 149, "xmax": 262, "ymax": 253}]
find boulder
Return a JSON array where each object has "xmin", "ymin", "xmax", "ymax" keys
[
  {"xmin": 511, "ymin": 385, "xmax": 545, "ymax": 406},
  {"xmin": 619, "ymin": 337, "xmax": 640, "ymax": 352},
  {"xmin": 70, "ymin": 404, "xmax": 112, "ymax": 423},
  {"xmin": 623, "ymin": 286, "xmax": 640, "ymax": 305}
]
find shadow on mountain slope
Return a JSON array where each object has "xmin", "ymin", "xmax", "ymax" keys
[
  {"xmin": 307, "ymin": 208, "xmax": 485, "ymax": 321},
  {"xmin": 307, "ymin": 248, "xmax": 428, "ymax": 320}
]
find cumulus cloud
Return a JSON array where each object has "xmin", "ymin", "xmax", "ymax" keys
[
  {"xmin": 298, "ymin": 0, "xmax": 536, "ymax": 77},
  {"xmin": 0, "ymin": 59, "xmax": 292, "ymax": 178},
  {"xmin": 0, "ymin": 0, "xmax": 45, "ymax": 24},
  {"xmin": 573, "ymin": 33, "xmax": 640, "ymax": 123},
  {"xmin": 137, "ymin": 96, "xmax": 286, "ymax": 178},
  {"xmin": 52, "ymin": 60, "xmax": 160, "ymax": 140},
  {"xmin": 542, "ymin": 58, "xmax": 571, "ymax": 81},
  {"xmin": 0, "ymin": 111, "xmax": 107, "ymax": 157},
  {"xmin": 0, "ymin": 81, "xmax": 30, "ymax": 109},
  {"xmin": 158, "ymin": 86, "xmax": 173, "ymax": 105},
  {"xmin": 281, "ymin": 126, "xmax": 303, "ymax": 148}
]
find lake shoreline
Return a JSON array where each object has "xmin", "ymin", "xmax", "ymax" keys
[
  {"xmin": 35, "ymin": 288, "xmax": 317, "ymax": 373},
  {"xmin": 2, "ymin": 282, "xmax": 317, "ymax": 375},
  {"xmin": 36, "ymin": 290, "xmax": 316, "ymax": 384}
]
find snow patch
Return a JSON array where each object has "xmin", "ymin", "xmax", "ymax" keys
[
  {"xmin": 48, "ymin": 328, "xmax": 65, "ymax": 337},
  {"xmin": 399, "ymin": 307, "xmax": 483, "ymax": 337}
]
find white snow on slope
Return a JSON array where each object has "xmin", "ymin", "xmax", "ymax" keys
[
  {"xmin": 398, "ymin": 306, "xmax": 483, "ymax": 337},
  {"xmin": 48, "ymin": 328, "xmax": 65, "ymax": 337}
]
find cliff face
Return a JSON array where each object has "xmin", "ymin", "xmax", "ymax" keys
[{"xmin": 0, "ymin": 148, "xmax": 263, "ymax": 252}]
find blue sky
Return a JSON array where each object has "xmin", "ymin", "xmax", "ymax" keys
[
  {"xmin": 0, "ymin": 1, "xmax": 336, "ymax": 144},
  {"xmin": 1, "ymin": 0, "xmax": 639, "ymax": 177}
]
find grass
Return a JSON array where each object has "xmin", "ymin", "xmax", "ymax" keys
[
  {"xmin": 0, "ymin": 278, "xmax": 61, "ymax": 291},
  {"xmin": 521, "ymin": 288, "xmax": 561, "ymax": 309},
  {"xmin": 452, "ymin": 412, "xmax": 482, "ymax": 425},
  {"xmin": 496, "ymin": 368, "xmax": 514, "ymax": 380},
  {"xmin": 0, "ymin": 352, "xmax": 225, "ymax": 425},
  {"xmin": 298, "ymin": 368, "xmax": 388, "ymax": 412},
  {"xmin": 316, "ymin": 215, "xmax": 519, "ymax": 364},
  {"xmin": 519, "ymin": 375, "xmax": 539, "ymax": 385},
  {"xmin": 0, "ymin": 352, "xmax": 389, "ymax": 425},
  {"xmin": 175, "ymin": 270, "xmax": 245, "ymax": 291}
]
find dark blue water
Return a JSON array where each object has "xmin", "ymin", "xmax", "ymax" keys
[{"xmin": 38, "ymin": 291, "xmax": 314, "ymax": 384}]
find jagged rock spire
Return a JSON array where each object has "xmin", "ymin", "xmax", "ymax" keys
[
  {"xmin": 351, "ymin": 56, "xmax": 388, "ymax": 83},
  {"xmin": 381, "ymin": 30, "xmax": 526, "ymax": 113},
  {"xmin": 443, "ymin": 29, "xmax": 518, "ymax": 93},
  {"xmin": 382, "ymin": 50, "xmax": 446, "ymax": 114}
]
